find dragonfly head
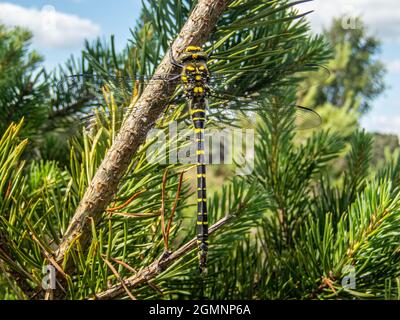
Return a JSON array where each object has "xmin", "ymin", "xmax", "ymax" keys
[
  {"xmin": 181, "ymin": 46, "xmax": 210, "ymax": 98},
  {"xmin": 181, "ymin": 46, "xmax": 208, "ymax": 63}
]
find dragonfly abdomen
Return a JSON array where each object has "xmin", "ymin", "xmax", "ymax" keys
[{"xmin": 191, "ymin": 98, "xmax": 208, "ymax": 272}]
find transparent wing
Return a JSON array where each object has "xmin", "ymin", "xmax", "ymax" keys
[
  {"xmin": 57, "ymin": 73, "xmax": 182, "ymax": 98},
  {"xmin": 294, "ymin": 105, "xmax": 322, "ymax": 130},
  {"xmin": 209, "ymin": 63, "xmax": 331, "ymax": 97},
  {"xmin": 57, "ymin": 61, "xmax": 329, "ymax": 131},
  {"xmin": 205, "ymin": 63, "xmax": 329, "ymax": 131},
  {"xmin": 56, "ymin": 73, "xmax": 183, "ymax": 123},
  {"xmin": 68, "ymin": 82, "xmax": 323, "ymax": 132},
  {"xmin": 57, "ymin": 62, "xmax": 330, "ymax": 98},
  {"xmin": 207, "ymin": 100, "xmax": 321, "ymax": 131}
]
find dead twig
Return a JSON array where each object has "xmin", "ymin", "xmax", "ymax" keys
[
  {"xmin": 108, "ymin": 212, "xmax": 160, "ymax": 219},
  {"xmin": 166, "ymin": 171, "xmax": 185, "ymax": 245},
  {"xmin": 107, "ymin": 189, "xmax": 147, "ymax": 214},
  {"xmin": 102, "ymin": 256, "xmax": 136, "ymax": 300}
]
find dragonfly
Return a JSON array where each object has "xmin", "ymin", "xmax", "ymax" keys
[{"xmin": 58, "ymin": 45, "xmax": 329, "ymax": 272}]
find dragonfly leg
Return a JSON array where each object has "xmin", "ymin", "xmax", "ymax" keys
[{"xmin": 169, "ymin": 48, "xmax": 184, "ymax": 68}]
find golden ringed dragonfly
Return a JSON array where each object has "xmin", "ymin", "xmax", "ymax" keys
[{"xmin": 58, "ymin": 45, "xmax": 329, "ymax": 272}]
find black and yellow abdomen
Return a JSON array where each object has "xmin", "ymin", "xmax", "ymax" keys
[
  {"xmin": 191, "ymin": 99, "xmax": 208, "ymax": 271},
  {"xmin": 180, "ymin": 46, "xmax": 210, "ymax": 272}
]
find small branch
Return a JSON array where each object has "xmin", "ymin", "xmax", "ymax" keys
[
  {"xmin": 49, "ymin": 96, "xmax": 93, "ymax": 120},
  {"xmin": 92, "ymin": 214, "xmax": 233, "ymax": 300},
  {"xmin": 29, "ymin": 231, "xmax": 68, "ymax": 282}
]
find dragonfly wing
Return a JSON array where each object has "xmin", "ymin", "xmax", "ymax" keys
[
  {"xmin": 56, "ymin": 73, "xmax": 183, "ymax": 123},
  {"xmin": 57, "ymin": 73, "xmax": 182, "ymax": 97},
  {"xmin": 209, "ymin": 63, "xmax": 330, "ymax": 96},
  {"xmin": 207, "ymin": 91, "xmax": 322, "ymax": 131},
  {"xmin": 57, "ymin": 68, "xmax": 325, "ymax": 132},
  {"xmin": 293, "ymin": 105, "xmax": 322, "ymax": 130}
]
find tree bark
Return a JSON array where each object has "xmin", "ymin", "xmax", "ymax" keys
[{"xmin": 54, "ymin": 0, "xmax": 230, "ymax": 269}]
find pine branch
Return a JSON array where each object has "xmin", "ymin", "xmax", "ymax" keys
[
  {"xmin": 52, "ymin": 0, "xmax": 230, "ymax": 294},
  {"xmin": 48, "ymin": 96, "xmax": 93, "ymax": 120},
  {"xmin": 92, "ymin": 214, "xmax": 233, "ymax": 300}
]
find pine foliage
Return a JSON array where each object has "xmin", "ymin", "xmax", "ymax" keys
[{"xmin": 0, "ymin": 0, "xmax": 398, "ymax": 300}]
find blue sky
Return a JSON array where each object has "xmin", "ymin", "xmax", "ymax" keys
[
  {"xmin": 303, "ymin": 0, "xmax": 400, "ymax": 136},
  {"xmin": 1, "ymin": 0, "xmax": 399, "ymax": 136},
  {"xmin": 0, "ymin": 0, "xmax": 143, "ymax": 68}
]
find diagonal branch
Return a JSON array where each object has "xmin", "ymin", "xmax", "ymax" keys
[
  {"xmin": 54, "ymin": 0, "xmax": 230, "ymax": 268},
  {"xmin": 92, "ymin": 214, "xmax": 233, "ymax": 300}
]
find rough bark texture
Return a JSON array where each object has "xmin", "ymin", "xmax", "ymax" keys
[
  {"xmin": 54, "ymin": 0, "xmax": 230, "ymax": 267},
  {"xmin": 93, "ymin": 215, "xmax": 233, "ymax": 300}
]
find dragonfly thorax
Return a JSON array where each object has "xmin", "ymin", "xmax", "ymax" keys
[
  {"xmin": 181, "ymin": 61, "xmax": 210, "ymax": 98},
  {"xmin": 180, "ymin": 47, "xmax": 210, "ymax": 99}
]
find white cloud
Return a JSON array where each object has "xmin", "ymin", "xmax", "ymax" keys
[
  {"xmin": 297, "ymin": 0, "xmax": 400, "ymax": 43},
  {"xmin": 361, "ymin": 115, "xmax": 400, "ymax": 135},
  {"xmin": 0, "ymin": 2, "xmax": 100, "ymax": 49},
  {"xmin": 386, "ymin": 60, "xmax": 400, "ymax": 74}
]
